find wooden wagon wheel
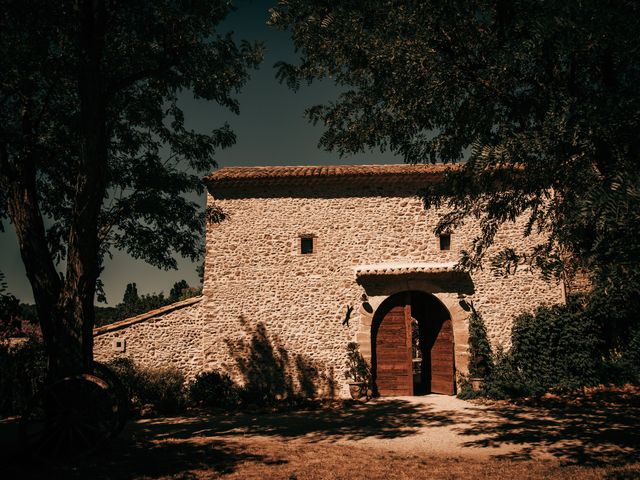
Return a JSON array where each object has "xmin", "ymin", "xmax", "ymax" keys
[
  {"xmin": 19, "ymin": 373, "xmax": 123, "ymax": 461},
  {"xmin": 92, "ymin": 361, "xmax": 130, "ymax": 436}
]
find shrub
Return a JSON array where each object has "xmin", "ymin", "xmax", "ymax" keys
[
  {"xmin": 343, "ymin": 342, "xmax": 372, "ymax": 400},
  {"xmin": 238, "ymin": 379, "xmax": 293, "ymax": 407},
  {"xmin": 0, "ymin": 338, "xmax": 47, "ymax": 416},
  {"xmin": 138, "ymin": 367, "xmax": 185, "ymax": 414},
  {"xmin": 106, "ymin": 357, "xmax": 186, "ymax": 415},
  {"xmin": 600, "ymin": 326, "xmax": 640, "ymax": 385},
  {"xmin": 478, "ymin": 301, "xmax": 603, "ymax": 399},
  {"xmin": 456, "ymin": 374, "xmax": 482, "ymax": 400},
  {"xmin": 625, "ymin": 326, "xmax": 640, "ymax": 378},
  {"xmin": 510, "ymin": 303, "xmax": 601, "ymax": 392},
  {"xmin": 481, "ymin": 348, "xmax": 531, "ymax": 399},
  {"xmin": 187, "ymin": 370, "xmax": 240, "ymax": 409},
  {"xmin": 467, "ymin": 306, "xmax": 493, "ymax": 379},
  {"xmin": 344, "ymin": 342, "xmax": 371, "ymax": 384},
  {"xmin": 105, "ymin": 357, "xmax": 140, "ymax": 409}
]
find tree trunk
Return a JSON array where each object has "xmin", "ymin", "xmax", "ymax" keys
[
  {"xmin": 57, "ymin": 0, "xmax": 109, "ymax": 372},
  {"xmin": 0, "ymin": 0, "xmax": 109, "ymax": 378},
  {"xmin": 2, "ymin": 144, "xmax": 85, "ymax": 377}
]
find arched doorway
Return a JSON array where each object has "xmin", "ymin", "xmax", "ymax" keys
[{"xmin": 371, "ymin": 291, "xmax": 455, "ymax": 396}]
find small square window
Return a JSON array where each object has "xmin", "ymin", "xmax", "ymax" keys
[
  {"xmin": 439, "ymin": 234, "xmax": 451, "ymax": 251},
  {"xmin": 112, "ymin": 338, "xmax": 126, "ymax": 352},
  {"xmin": 300, "ymin": 236, "xmax": 314, "ymax": 254}
]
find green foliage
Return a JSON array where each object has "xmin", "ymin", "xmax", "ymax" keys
[
  {"xmin": 457, "ymin": 306, "xmax": 494, "ymax": 400},
  {"xmin": 196, "ymin": 263, "xmax": 205, "ymax": 285},
  {"xmin": 122, "ymin": 283, "xmax": 140, "ymax": 307},
  {"xmin": 344, "ymin": 342, "xmax": 371, "ymax": 385},
  {"xmin": 106, "ymin": 357, "xmax": 185, "ymax": 415},
  {"xmin": 511, "ymin": 303, "xmax": 602, "ymax": 392},
  {"xmin": 1, "ymin": 0, "xmax": 263, "ymax": 270},
  {"xmin": 627, "ymin": 328, "xmax": 640, "ymax": 373},
  {"xmin": 0, "ymin": 272, "xmax": 21, "ymax": 339},
  {"xmin": 94, "ymin": 306, "xmax": 119, "ymax": 327},
  {"xmin": 479, "ymin": 302, "xmax": 604, "ymax": 399},
  {"xmin": 17, "ymin": 303, "xmax": 38, "ymax": 325},
  {"xmin": 465, "ymin": 292, "xmax": 640, "ymax": 400},
  {"xmin": 0, "ymin": 339, "xmax": 47, "ymax": 416},
  {"xmin": 274, "ymin": 1, "xmax": 640, "ymax": 397},
  {"xmin": 599, "ymin": 327, "xmax": 640, "ymax": 386},
  {"xmin": 138, "ymin": 368, "xmax": 186, "ymax": 415},
  {"xmin": 344, "ymin": 342, "xmax": 372, "ymax": 400},
  {"xmin": 120, "ymin": 292, "xmax": 168, "ymax": 320},
  {"xmin": 480, "ymin": 348, "xmax": 531, "ymax": 400},
  {"xmin": 111, "ymin": 282, "xmax": 166, "ymax": 325},
  {"xmin": 187, "ymin": 370, "xmax": 240, "ymax": 409},
  {"xmin": 0, "ymin": 0, "xmax": 263, "ymax": 372},
  {"xmin": 170, "ymin": 280, "xmax": 190, "ymax": 302},
  {"xmin": 94, "ymin": 280, "xmax": 201, "ymax": 327},
  {"xmin": 582, "ymin": 287, "xmax": 640, "ymax": 357},
  {"xmin": 455, "ymin": 375, "xmax": 482, "ymax": 400},
  {"xmin": 467, "ymin": 306, "xmax": 493, "ymax": 379},
  {"xmin": 104, "ymin": 357, "xmax": 140, "ymax": 408},
  {"xmin": 271, "ymin": 1, "xmax": 640, "ymax": 343},
  {"xmin": 170, "ymin": 280, "xmax": 202, "ymax": 303}
]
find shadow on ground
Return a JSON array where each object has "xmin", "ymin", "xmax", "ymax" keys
[
  {"xmin": 136, "ymin": 398, "xmax": 454, "ymax": 442},
  {"xmin": 131, "ymin": 389, "xmax": 640, "ymax": 467},
  {"xmin": 457, "ymin": 388, "xmax": 640, "ymax": 465},
  {"xmin": 0, "ymin": 426, "xmax": 278, "ymax": 479},
  {"xmin": 0, "ymin": 399, "xmax": 447, "ymax": 479},
  {"xmin": 1, "ymin": 389, "xmax": 638, "ymax": 478}
]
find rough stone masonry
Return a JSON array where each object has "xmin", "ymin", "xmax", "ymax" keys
[{"xmin": 94, "ymin": 164, "xmax": 565, "ymax": 397}]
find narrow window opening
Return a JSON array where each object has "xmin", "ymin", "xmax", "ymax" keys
[
  {"xmin": 112, "ymin": 338, "xmax": 126, "ymax": 352},
  {"xmin": 439, "ymin": 234, "xmax": 451, "ymax": 251},
  {"xmin": 300, "ymin": 236, "xmax": 314, "ymax": 254}
]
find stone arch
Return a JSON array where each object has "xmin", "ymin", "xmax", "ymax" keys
[{"xmin": 354, "ymin": 277, "xmax": 471, "ymax": 388}]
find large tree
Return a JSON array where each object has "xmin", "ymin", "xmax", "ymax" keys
[
  {"xmin": 270, "ymin": 1, "xmax": 640, "ymax": 340},
  {"xmin": 0, "ymin": 0, "xmax": 262, "ymax": 376}
]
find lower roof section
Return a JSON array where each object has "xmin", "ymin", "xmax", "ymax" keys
[{"xmin": 93, "ymin": 296, "xmax": 202, "ymax": 336}]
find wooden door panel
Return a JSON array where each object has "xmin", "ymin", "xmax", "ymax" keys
[
  {"xmin": 375, "ymin": 304, "xmax": 412, "ymax": 396},
  {"xmin": 375, "ymin": 294, "xmax": 454, "ymax": 396},
  {"xmin": 430, "ymin": 318, "xmax": 454, "ymax": 395}
]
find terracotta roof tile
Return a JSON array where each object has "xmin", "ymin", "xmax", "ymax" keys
[
  {"xmin": 93, "ymin": 296, "xmax": 202, "ymax": 336},
  {"xmin": 204, "ymin": 163, "xmax": 459, "ymax": 186}
]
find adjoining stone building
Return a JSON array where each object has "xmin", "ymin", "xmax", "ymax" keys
[{"xmin": 95, "ymin": 164, "xmax": 565, "ymax": 397}]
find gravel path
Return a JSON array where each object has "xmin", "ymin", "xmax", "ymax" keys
[
  {"xmin": 1, "ymin": 389, "xmax": 638, "ymax": 478},
  {"xmin": 129, "ymin": 391, "xmax": 639, "ymax": 465},
  {"xmin": 335, "ymin": 395, "xmax": 539, "ymax": 459}
]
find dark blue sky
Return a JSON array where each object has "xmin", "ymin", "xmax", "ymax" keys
[{"xmin": 0, "ymin": 0, "xmax": 400, "ymax": 304}]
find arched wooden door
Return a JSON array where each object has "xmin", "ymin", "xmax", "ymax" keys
[{"xmin": 373, "ymin": 292, "xmax": 455, "ymax": 396}]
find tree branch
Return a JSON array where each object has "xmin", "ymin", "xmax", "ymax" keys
[{"xmin": 106, "ymin": 52, "xmax": 179, "ymax": 97}]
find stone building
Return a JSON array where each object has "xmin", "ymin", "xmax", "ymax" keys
[{"xmin": 94, "ymin": 164, "xmax": 565, "ymax": 397}]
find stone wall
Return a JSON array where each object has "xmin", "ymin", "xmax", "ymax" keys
[
  {"xmin": 94, "ymin": 179, "xmax": 564, "ymax": 397},
  {"xmin": 94, "ymin": 297, "xmax": 205, "ymax": 379},
  {"xmin": 201, "ymin": 180, "xmax": 563, "ymax": 396}
]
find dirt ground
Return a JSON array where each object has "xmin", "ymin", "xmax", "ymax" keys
[{"xmin": 1, "ymin": 387, "xmax": 639, "ymax": 479}]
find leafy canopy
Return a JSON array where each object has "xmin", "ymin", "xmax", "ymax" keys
[
  {"xmin": 0, "ymin": 0, "xmax": 263, "ymax": 274},
  {"xmin": 1, "ymin": 1, "xmax": 263, "ymax": 372},
  {"xmin": 269, "ymin": 1, "xmax": 640, "ymax": 296}
]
